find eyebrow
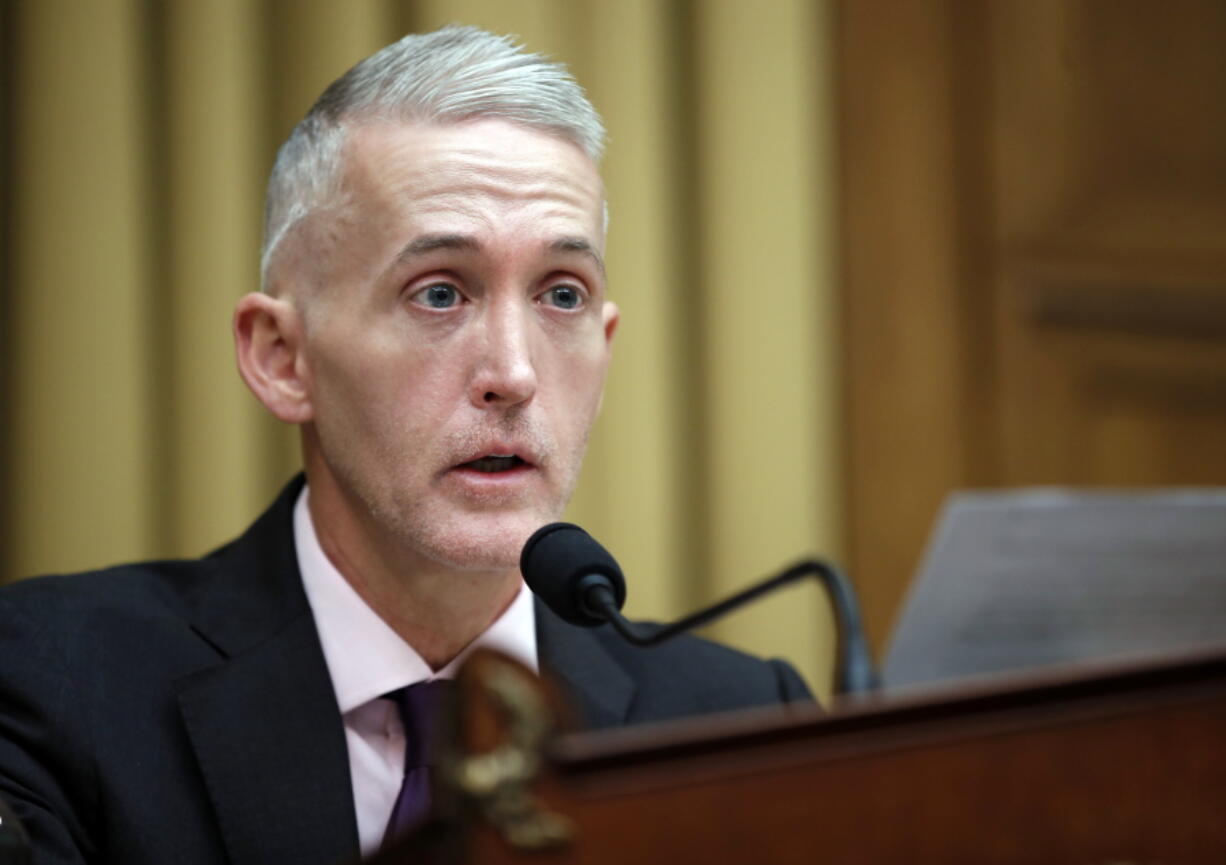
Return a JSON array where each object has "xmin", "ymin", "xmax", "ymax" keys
[
  {"xmin": 393, "ymin": 232, "xmax": 605, "ymax": 276},
  {"xmin": 550, "ymin": 236, "xmax": 605, "ymax": 276},
  {"xmin": 395, "ymin": 233, "xmax": 479, "ymax": 263}
]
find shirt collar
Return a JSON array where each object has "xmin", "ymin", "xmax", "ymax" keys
[{"xmin": 293, "ymin": 484, "xmax": 538, "ymax": 714}]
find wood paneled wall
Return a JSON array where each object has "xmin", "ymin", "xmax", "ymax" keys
[{"xmin": 841, "ymin": 0, "xmax": 1226, "ymax": 650}]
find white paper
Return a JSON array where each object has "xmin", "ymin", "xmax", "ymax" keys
[{"xmin": 883, "ymin": 489, "xmax": 1226, "ymax": 689}]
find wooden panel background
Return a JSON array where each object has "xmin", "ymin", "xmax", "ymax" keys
[{"xmin": 841, "ymin": 0, "xmax": 1226, "ymax": 651}]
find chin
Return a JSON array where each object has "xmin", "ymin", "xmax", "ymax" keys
[{"xmin": 401, "ymin": 510, "xmax": 549, "ymax": 573}]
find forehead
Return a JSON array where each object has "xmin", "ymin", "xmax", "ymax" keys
[{"xmin": 338, "ymin": 118, "xmax": 605, "ymax": 245}]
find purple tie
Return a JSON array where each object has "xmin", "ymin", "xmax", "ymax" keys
[{"xmin": 381, "ymin": 680, "xmax": 454, "ymax": 847}]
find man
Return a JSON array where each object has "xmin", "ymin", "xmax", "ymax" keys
[{"xmin": 0, "ymin": 26, "xmax": 810, "ymax": 865}]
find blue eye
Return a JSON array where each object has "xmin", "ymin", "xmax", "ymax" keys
[
  {"xmin": 414, "ymin": 283, "xmax": 460, "ymax": 309},
  {"xmin": 544, "ymin": 284, "xmax": 583, "ymax": 310}
]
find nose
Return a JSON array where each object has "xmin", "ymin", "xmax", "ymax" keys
[{"xmin": 468, "ymin": 299, "xmax": 537, "ymax": 409}]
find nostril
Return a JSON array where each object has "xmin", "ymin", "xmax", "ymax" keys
[{"xmin": 483, "ymin": 391, "xmax": 498, "ymax": 403}]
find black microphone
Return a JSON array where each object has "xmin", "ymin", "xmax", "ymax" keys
[
  {"xmin": 520, "ymin": 522, "xmax": 879, "ymax": 694},
  {"xmin": 518, "ymin": 522, "xmax": 627, "ymax": 627}
]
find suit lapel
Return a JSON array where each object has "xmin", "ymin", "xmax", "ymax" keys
[
  {"xmin": 177, "ymin": 618, "xmax": 357, "ymax": 865},
  {"xmin": 534, "ymin": 600, "xmax": 635, "ymax": 729},
  {"xmin": 177, "ymin": 478, "xmax": 360, "ymax": 865}
]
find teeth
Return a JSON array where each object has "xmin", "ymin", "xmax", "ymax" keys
[{"xmin": 466, "ymin": 455, "xmax": 522, "ymax": 473}]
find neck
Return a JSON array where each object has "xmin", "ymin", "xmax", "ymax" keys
[{"xmin": 304, "ymin": 471, "xmax": 521, "ymax": 671}]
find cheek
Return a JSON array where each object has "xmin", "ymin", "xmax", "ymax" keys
[
  {"xmin": 309, "ymin": 338, "xmax": 426, "ymax": 437},
  {"xmin": 545, "ymin": 335, "xmax": 610, "ymax": 424}
]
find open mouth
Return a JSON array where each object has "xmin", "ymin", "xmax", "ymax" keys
[{"xmin": 458, "ymin": 454, "xmax": 528, "ymax": 473}]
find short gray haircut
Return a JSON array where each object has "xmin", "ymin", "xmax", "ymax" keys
[{"xmin": 261, "ymin": 25, "xmax": 606, "ymax": 290}]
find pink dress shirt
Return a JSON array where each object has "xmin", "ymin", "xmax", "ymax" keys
[{"xmin": 293, "ymin": 486, "xmax": 539, "ymax": 855}]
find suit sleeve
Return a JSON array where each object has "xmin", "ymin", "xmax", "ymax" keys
[{"xmin": 0, "ymin": 593, "xmax": 95, "ymax": 864}]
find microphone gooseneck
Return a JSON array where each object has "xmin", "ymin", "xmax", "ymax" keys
[{"xmin": 520, "ymin": 522, "xmax": 880, "ymax": 694}]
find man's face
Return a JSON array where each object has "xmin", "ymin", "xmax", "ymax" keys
[{"xmin": 295, "ymin": 118, "xmax": 616, "ymax": 571}]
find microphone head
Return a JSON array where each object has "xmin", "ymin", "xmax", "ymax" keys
[{"xmin": 520, "ymin": 522, "xmax": 627, "ymax": 627}]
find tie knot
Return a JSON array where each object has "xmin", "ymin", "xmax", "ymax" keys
[{"xmin": 387, "ymin": 680, "xmax": 454, "ymax": 770}]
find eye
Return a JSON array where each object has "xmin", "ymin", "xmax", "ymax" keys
[
  {"xmin": 410, "ymin": 282, "xmax": 461, "ymax": 309},
  {"xmin": 541, "ymin": 283, "xmax": 585, "ymax": 310}
]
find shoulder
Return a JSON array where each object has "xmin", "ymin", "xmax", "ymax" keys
[
  {"xmin": 1, "ymin": 557, "xmax": 210, "ymax": 624},
  {"xmin": 0, "ymin": 475, "xmax": 303, "ymax": 649},
  {"xmin": 535, "ymin": 599, "xmax": 815, "ymax": 728},
  {"xmin": 0, "ymin": 557, "xmax": 219, "ymax": 678},
  {"xmin": 590, "ymin": 625, "xmax": 814, "ymax": 723}
]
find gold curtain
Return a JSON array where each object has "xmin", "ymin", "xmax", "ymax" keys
[{"xmin": 1, "ymin": 0, "xmax": 841, "ymax": 698}]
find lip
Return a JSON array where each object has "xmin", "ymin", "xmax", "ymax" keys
[
  {"xmin": 447, "ymin": 461, "xmax": 536, "ymax": 481},
  {"xmin": 442, "ymin": 451, "xmax": 542, "ymax": 502},
  {"xmin": 448, "ymin": 442, "xmax": 541, "ymax": 472},
  {"xmin": 437, "ymin": 440, "xmax": 542, "ymax": 493}
]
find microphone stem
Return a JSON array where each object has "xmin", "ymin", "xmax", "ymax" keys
[{"xmin": 587, "ymin": 560, "xmax": 879, "ymax": 694}]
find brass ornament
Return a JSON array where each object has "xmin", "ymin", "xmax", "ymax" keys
[{"xmin": 451, "ymin": 656, "xmax": 574, "ymax": 851}]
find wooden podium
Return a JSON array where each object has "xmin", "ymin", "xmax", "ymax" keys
[{"xmin": 373, "ymin": 647, "xmax": 1226, "ymax": 865}]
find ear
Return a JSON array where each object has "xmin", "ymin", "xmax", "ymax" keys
[
  {"xmin": 602, "ymin": 300, "xmax": 620, "ymax": 345},
  {"xmin": 233, "ymin": 292, "xmax": 313, "ymax": 424}
]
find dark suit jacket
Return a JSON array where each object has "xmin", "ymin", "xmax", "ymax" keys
[{"xmin": 0, "ymin": 478, "xmax": 810, "ymax": 865}]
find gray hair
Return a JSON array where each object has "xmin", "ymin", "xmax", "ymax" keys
[{"xmin": 260, "ymin": 25, "xmax": 606, "ymax": 290}]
